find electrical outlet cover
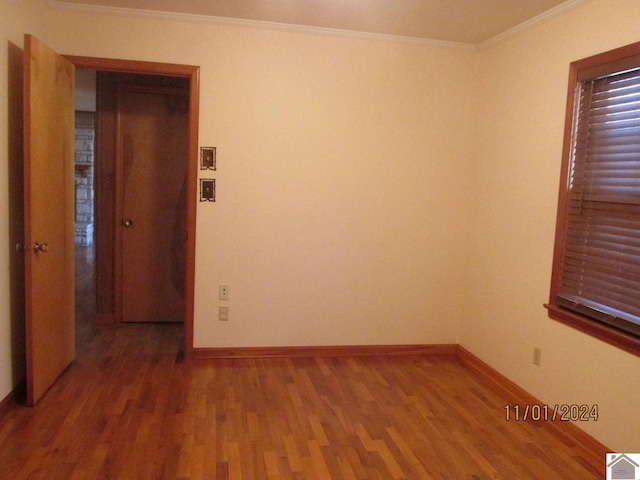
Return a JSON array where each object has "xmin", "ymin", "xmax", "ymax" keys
[{"xmin": 533, "ymin": 347, "xmax": 541, "ymax": 366}]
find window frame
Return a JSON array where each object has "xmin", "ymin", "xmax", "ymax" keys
[{"xmin": 546, "ymin": 41, "xmax": 640, "ymax": 357}]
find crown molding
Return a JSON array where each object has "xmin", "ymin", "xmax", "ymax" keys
[
  {"xmin": 45, "ymin": 0, "xmax": 476, "ymax": 50},
  {"xmin": 46, "ymin": 0, "xmax": 594, "ymax": 51},
  {"xmin": 478, "ymin": 0, "xmax": 594, "ymax": 50}
]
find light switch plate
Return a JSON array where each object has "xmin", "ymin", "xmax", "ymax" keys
[
  {"xmin": 200, "ymin": 178, "xmax": 216, "ymax": 202},
  {"xmin": 200, "ymin": 146, "xmax": 216, "ymax": 170}
]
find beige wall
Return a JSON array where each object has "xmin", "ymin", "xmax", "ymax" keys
[
  {"xmin": 42, "ymin": 4, "xmax": 476, "ymax": 349},
  {"xmin": 465, "ymin": 0, "xmax": 640, "ymax": 451},
  {"xmin": 0, "ymin": 0, "xmax": 47, "ymax": 407},
  {"xmin": 0, "ymin": 0, "xmax": 638, "ymax": 453}
]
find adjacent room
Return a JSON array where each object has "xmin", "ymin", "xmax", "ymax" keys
[{"xmin": 1, "ymin": 0, "xmax": 639, "ymax": 478}]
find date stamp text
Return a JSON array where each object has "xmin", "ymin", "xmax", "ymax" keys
[{"xmin": 504, "ymin": 403, "xmax": 598, "ymax": 422}]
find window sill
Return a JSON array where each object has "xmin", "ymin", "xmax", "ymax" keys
[{"xmin": 545, "ymin": 303, "xmax": 640, "ymax": 358}]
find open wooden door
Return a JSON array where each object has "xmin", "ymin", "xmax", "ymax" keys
[{"xmin": 23, "ymin": 35, "xmax": 75, "ymax": 405}]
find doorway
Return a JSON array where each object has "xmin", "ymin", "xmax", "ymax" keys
[
  {"xmin": 74, "ymin": 70, "xmax": 97, "ymax": 347},
  {"xmin": 67, "ymin": 56, "xmax": 199, "ymax": 357},
  {"xmin": 95, "ymin": 73, "xmax": 189, "ymax": 326}
]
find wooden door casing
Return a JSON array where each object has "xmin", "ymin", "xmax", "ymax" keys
[{"xmin": 63, "ymin": 58, "xmax": 199, "ymax": 357}]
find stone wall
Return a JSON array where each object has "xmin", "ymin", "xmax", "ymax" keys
[{"xmin": 75, "ymin": 111, "xmax": 95, "ymax": 246}]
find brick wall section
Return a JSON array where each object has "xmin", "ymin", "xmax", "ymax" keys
[{"xmin": 75, "ymin": 111, "xmax": 95, "ymax": 246}]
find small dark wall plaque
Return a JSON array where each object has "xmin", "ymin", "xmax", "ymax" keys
[
  {"xmin": 200, "ymin": 147, "xmax": 216, "ymax": 170},
  {"xmin": 200, "ymin": 179, "xmax": 216, "ymax": 202}
]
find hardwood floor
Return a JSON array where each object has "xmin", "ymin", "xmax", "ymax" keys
[{"xmin": 0, "ymin": 247, "xmax": 603, "ymax": 479}]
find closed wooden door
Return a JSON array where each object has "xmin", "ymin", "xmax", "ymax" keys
[
  {"xmin": 117, "ymin": 86, "xmax": 188, "ymax": 323},
  {"xmin": 23, "ymin": 35, "xmax": 76, "ymax": 405}
]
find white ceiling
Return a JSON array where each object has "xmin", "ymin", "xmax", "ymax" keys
[{"xmin": 53, "ymin": 0, "xmax": 584, "ymax": 45}]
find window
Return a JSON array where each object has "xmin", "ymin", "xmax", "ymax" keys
[{"xmin": 546, "ymin": 41, "xmax": 640, "ymax": 356}]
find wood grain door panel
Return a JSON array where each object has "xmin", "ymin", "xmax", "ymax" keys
[
  {"xmin": 118, "ymin": 86, "xmax": 188, "ymax": 323},
  {"xmin": 23, "ymin": 35, "xmax": 75, "ymax": 405}
]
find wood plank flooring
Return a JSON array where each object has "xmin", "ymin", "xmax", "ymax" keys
[{"xmin": 0, "ymin": 247, "xmax": 603, "ymax": 479}]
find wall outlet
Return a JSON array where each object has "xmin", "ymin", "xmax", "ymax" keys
[
  {"xmin": 219, "ymin": 306, "xmax": 229, "ymax": 321},
  {"xmin": 219, "ymin": 284, "xmax": 229, "ymax": 301},
  {"xmin": 533, "ymin": 347, "xmax": 542, "ymax": 366}
]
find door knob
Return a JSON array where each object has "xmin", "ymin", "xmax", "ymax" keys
[
  {"xmin": 122, "ymin": 219, "xmax": 134, "ymax": 228},
  {"xmin": 15, "ymin": 243, "xmax": 48, "ymax": 253},
  {"xmin": 32, "ymin": 242, "xmax": 48, "ymax": 253}
]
